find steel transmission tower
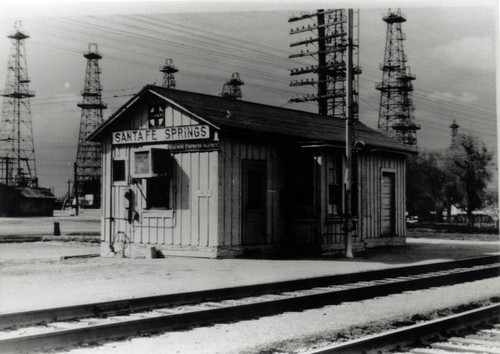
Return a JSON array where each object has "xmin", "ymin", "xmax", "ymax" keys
[
  {"xmin": 221, "ymin": 73, "xmax": 244, "ymax": 99},
  {"xmin": 289, "ymin": 9, "xmax": 361, "ymax": 119},
  {"xmin": 75, "ymin": 43, "xmax": 106, "ymax": 207},
  {"xmin": 376, "ymin": 8, "xmax": 420, "ymax": 146},
  {"xmin": 0, "ymin": 21, "xmax": 37, "ymax": 187},
  {"xmin": 160, "ymin": 58, "xmax": 178, "ymax": 88}
]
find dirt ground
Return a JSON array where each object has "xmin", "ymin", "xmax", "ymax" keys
[
  {"xmin": 0, "ymin": 215, "xmax": 498, "ymax": 353},
  {"xmin": 0, "ymin": 209, "xmax": 100, "ymax": 237},
  {"xmin": 0, "ymin": 237, "xmax": 498, "ymax": 314}
]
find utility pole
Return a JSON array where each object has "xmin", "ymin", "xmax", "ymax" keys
[
  {"xmin": 4, "ymin": 157, "xmax": 10, "ymax": 186},
  {"xmin": 66, "ymin": 179, "xmax": 71, "ymax": 198},
  {"xmin": 344, "ymin": 9, "xmax": 354, "ymax": 259},
  {"xmin": 288, "ymin": 9, "xmax": 361, "ymax": 118},
  {"xmin": 74, "ymin": 162, "xmax": 79, "ymax": 216}
]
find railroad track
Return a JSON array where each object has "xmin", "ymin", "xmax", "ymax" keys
[
  {"xmin": 0, "ymin": 255, "xmax": 499, "ymax": 353},
  {"xmin": 305, "ymin": 303, "xmax": 500, "ymax": 354}
]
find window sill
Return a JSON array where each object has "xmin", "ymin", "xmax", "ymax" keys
[
  {"xmin": 142, "ymin": 209, "xmax": 174, "ymax": 218},
  {"xmin": 112, "ymin": 181, "xmax": 128, "ymax": 186}
]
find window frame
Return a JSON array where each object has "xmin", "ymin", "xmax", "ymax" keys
[
  {"xmin": 145, "ymin": 174, "xmax": 172, "ymax": 211},
  {"xmin": 292, "ymin": 150, "xmax": 318, "ymax": 219},
  {"xmin": 140, "ymin": 150, "xmax": 175, "ymax": 217},
  {"xmin": 327, "ymin": 154, "xmax": 343, "ymax": 218},
  {"xmin": 111, "ymin": 157, "xmax": 128, "ymax": 186}
]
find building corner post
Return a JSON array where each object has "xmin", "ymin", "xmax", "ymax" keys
[{"xmin": 344, "ymin": 8, "xmax": 354, "ymax": 259}]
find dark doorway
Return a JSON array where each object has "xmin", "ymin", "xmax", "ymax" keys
[{"xmin": 242, "ymin": 160, "xmax": 267, "ymax": 244}]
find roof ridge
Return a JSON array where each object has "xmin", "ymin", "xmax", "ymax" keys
[{"xmin": 148, "ymin": 85, "xmax": 343, "ymax": 121}]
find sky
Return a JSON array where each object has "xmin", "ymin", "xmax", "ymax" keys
[{"xmin": 0, "ymin": 0, "xmax": 497, "ymax": 197}]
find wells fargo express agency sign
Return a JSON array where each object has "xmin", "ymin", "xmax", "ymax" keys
[{"xmin": 112, "ymin": 125, "xmax": 210, "ymax": 145}]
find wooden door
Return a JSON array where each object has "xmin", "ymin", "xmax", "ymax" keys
[
  {"xmin": 242, "ymin": 160, "xmax": 267, "ymax": 244},
  {"xmin": 381, "ymin": 172, "xmax": 395, "ymax": 235}
]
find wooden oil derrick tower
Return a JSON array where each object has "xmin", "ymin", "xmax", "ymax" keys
[
  {"xmin": 221, "ymin": 73, "xmax": 244, "ymax": 99},
  {"xmin": 160, "ymin": 58, "xmax": 178, "ymax": 88},
  {"xmin": 376, "ymin": 8, "xmax": 420, "ymax": 146},
  {"xmin": 0, "ymin": 21, "xmax": 37, "ymax": 187},
  {"xmin": 288, "ymin": 9, "xmax": 361, "ymax": 119},
  {"xmin": 75, "ymin": 43, "xmax": 106, "ymax": 208}
]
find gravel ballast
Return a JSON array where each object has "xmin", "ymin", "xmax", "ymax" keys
[{"xmin": 61, "ymin": 278, "xmax": 500, "ymax": 354}]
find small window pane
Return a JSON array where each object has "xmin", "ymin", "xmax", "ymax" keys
[
  {"xmin": 112, "ymin": 160, "xmax": 126, "ymax": 182},
  {"xmin": 147, "ymin": 175, "xmax": 170, "ymax": 209},
  {"xmin": 134, "ymin": 151, "xmax": 150, "ymax": 175},
  {"xmin": 327, "ymin": 156, "xmax": 343, "ymax": 216}
]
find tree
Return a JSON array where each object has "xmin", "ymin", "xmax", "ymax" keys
[
  {"xmin": 406, "ymin": 151, "xmax": 449, "ymax": 220},
  {"xmin": 447, "ymin": 133, "xmax": 493, "ymax": 227}
]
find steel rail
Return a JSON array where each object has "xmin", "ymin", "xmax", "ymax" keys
[
  {"xmin": 1, "ymin": 255, "xmax": 498, "ymax": 330},
  {"xmin": 304, "ymin": 303, "xmax": 500, "ymax": 354},
  {"xmin": 0, "ymin": 260, "xmax": 499, "ymax": 353}
]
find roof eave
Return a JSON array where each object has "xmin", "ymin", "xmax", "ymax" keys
[
  {"xmin": 86, "ymin": 86, "xmax": 149, "ymax": 142},
  {"xmin": 87, "ymin": 85, "xmax": 221, "ymax": 143}
]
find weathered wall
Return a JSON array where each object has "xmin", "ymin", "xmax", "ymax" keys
[
  {"xmin": 358, "ymin": 151, "xmax": 406, "ymax": 242},
  {"xmin": 101, "ymin": 95, "xmax": 219, "ymax": 258},
  {"xmin": 217, "ymin": 138, "xmax": 286, "ymax": 252}
]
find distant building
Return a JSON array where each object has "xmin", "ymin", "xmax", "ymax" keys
[
  {"xmin": 0, "ymin": 183, "xmax": 55, "ymax": 216},
  {"xmin": 89, "ymin": 85, "xmax": 416, "ymax": 258}
]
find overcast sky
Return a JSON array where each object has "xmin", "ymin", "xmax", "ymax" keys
[{"xmin": 0, "ymin": 0, "xmax": 497, "ymax": 197}]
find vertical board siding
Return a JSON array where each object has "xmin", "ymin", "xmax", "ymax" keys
[
  {"xmin": 319, "ymin": 151, "xmax": 405, "ymax": 246},
  {"xmin": 199, "ymin": 152, "xmax": 209, "ymax": 246},
  {"xmin": 230, "ymin": 141, "xmax": 241, "ymax": 245},
  {"xmin": 180, "ymin": 152, "xmax": 191, "ymax": 245},
  {"xmin": 266, "ymin": 147, "xmax": 273, "ymax": 243},
  {"xmin": 208, "ymin": 151, "xmax": 218, "ymax": 247},
  {"xmin": 191, "ymin": 152, "xmax": 200, "ymax": 246},
  {"xmin": 106, "ymin": 101, "xmax": 219, "ymax": 253},
  {"xmin": 222, "ymin": 141, "xmax": 232, "ymax": 246},
  {"xmin": 102, "ymin": 139, "xmax": 111, "ymax": 243},
  {"xmin": 109, "ymin": 148, "xmax": 219, "ymax": 248},
  {"xmin": 218, "ymin": 139, "xmax": 285, "ymax": 247},
  {"xmin": 358, "ymin": 153, "xmax": 405, "ymax": 240},
  {"xmin": 165, "ymin": 106, "xmax": 174, "ymax": 127}
]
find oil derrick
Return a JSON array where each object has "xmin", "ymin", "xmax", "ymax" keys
[
  {"xmin": 0, "ymin": 21, "xmax": 37, "ymax": 187},
  {"xmin": 376, "ymin": 8, "xmax": 420, "ymax": 146},
  {"xmin": 289, "ymin": 9, "xmax": 361, "ymax": 119},
  {"xmin": 221, "ymin": 73, "xmax": 244, "ymax": 99},
  {"xmin": 160, "ymin": 58, "xmax": 178, "ymax": 88},
  {"xmin": 75, "ymin": 43, "xmax": 106, "ymax": 208}
]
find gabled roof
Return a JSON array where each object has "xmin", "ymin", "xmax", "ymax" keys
[
  {"xmin": 16, "ymin": 187, "xmax": 55, "ymax": 199},
  {"xmin": 0, "ymin": 183, "xmax": 55, "ymax": 199},
  {"xmin": 88, "ymin": 85, "xmax": 416, "ymax": 154}
]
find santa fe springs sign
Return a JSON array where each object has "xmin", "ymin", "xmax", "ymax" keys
[{"xmin": 112, "ymin": 125, "xmax": 210, "ymax": 145}]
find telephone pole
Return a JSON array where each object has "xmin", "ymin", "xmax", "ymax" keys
[
  {"xmin": 288, "ymin": 9, "xmax": 361, "ymax": 119},
  {"xmin": 344, "ymin": 9, "xmax": 354, "ymax": 259}
]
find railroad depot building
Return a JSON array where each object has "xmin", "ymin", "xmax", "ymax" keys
[{"xmin": 88, "ymin": 85, "xmax": 416, "ymax": 258}]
